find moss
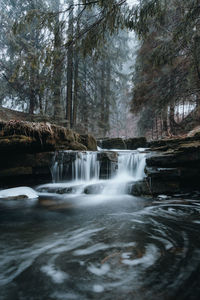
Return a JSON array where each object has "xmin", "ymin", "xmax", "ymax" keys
[
  {"xmin": 102, "ymin": 138, "xmax": 126, "ymax": 150},
  {"xmin": 0, "ymin": 121, "xmax": 91, "ymax": 152},
  {"xmin": 78, "ymin": 134, "xmax": 97, "ymax": 151}
]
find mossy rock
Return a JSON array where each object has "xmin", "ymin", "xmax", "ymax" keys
[
  {"xmin": 125, "ymin": 137, "xmax": 147, "ymax": 150},
  {"xmin": 101, "ymin": 138, "xmax": 126, "ymax": 150},
  {"xmin": 78, "ymin": 134, "xmax": 97, "ymax": 151},
  {"xmin": 0, "ymin": 135, "xmax": 36, "ymax": 153}
]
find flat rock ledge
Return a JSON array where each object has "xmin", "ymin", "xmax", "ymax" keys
[
  {"xmin": 98, "ymin": 137, "xmax": 147, "ymax": 150},
  {"xmin": 146, "ymin": 133, "xmax": 200, "ymax": 195}
]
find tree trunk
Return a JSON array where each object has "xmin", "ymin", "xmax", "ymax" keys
[
  {"xmin": 29, "ymin": 89, "xmax": 35, "ymax": 114},
  {"xmin": 100, "ymin": 61, "xmax": 105, "ymax": 136},
  {"xmin": 162, "ymin": 106, "xmax": 168, "ymax": 136},
  {"xmin": 66, "ymin": 0, "xmax": 74, "ymax": 128},
  {"xmin": 82, "ymin": 61, "xmax": 88, "ymax": 132},
  {"xmin": 169, "ymin": 102, "xmax": 176, "ymax": 135},
  {"xmin": 105, "ymin": 60, "xmax": 111, "ymax": 136},
  {"xmin": 72, "ymin": 1, "xmax": 81, "ymax": 129},
  {"xmin": 53, "ymin": 9, "xmax": 63, "ymax": 122}
]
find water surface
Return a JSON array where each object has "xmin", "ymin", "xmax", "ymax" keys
[{"xmin": 1, "ymin": 193, "xmax": 200, "ymax": 300}]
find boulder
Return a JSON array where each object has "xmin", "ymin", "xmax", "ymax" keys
[
  {"xmin": 78, "ymin": 134, "xmax": 97, "ymax": 151},
  {"xmin": 84, "ymin": 183, "xmax": 105, "ymax": 194},
  {"xmin": 125, "ymin": 137, "xmax": 147, "ymax": 150},
  {"xmin": 127, "ymin": 180, "xmax": 151, "ymax": 196},
  {"xmin": 97, "ymin": 151, "xmax": 118, "ymax": 179},
  {"xmin": 101, "ymin": 138, "xmax": 126, "ymax": 150}
]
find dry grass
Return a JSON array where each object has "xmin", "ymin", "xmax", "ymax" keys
[{"xmin": 0, "ymin": 120, "xmax": 77, "ymax": 145}]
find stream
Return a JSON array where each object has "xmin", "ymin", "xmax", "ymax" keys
[{"xmin": 0, "ymin": 150, "xmax": 200, "ymax": 300}]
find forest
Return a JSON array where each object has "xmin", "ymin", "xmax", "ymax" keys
[
  {"xmin": 0, "ymin": 0, "xmax": 199, "ymax": 139},
  {"xmin": 1, "ymin": 2, "xmax": 200, "ymax": 299}
]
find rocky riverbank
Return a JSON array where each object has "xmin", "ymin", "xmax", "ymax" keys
[
  {"xmin": 1, "ymin": 119, "xmax": 200, "ymax": 196},
  {"xmin": 0, "ymin": 120, "xmax": 97, "ymax": 187},
  {"xmin": 145, "ymin": 132, "xmax": 200, "ymax": 195}
]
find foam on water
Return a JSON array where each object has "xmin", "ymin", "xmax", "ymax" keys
[
  {"xmin": 40, "ymin": 264, "xmax": 68, "ymax": 284},
  {"xmin": 46, "ymin": 150, "xmax": 148, "ymax": 199}
]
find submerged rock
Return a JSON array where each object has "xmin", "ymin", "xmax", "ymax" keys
[{"xmin": 84, "ymin": 183, "xmax": 105, "ymax": 194}]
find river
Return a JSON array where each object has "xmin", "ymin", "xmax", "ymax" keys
[{"xmin": 0, "ymin": 150, "xmax": 200, "ymax": 300}]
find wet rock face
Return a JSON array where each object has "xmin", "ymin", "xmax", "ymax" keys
[
  {"xmin": 100, "ymin": 137, "xmax": 147, "ymax": 150},
  {"xmin": 101, "ymin": 138, "xmax": 126, "ymax": 150},
  {"xmin": 0, "ymin": 121, "xmax": 98, "ymax": 187},
  {"xmin": 146, "ymin": 136, "xmax": 200, "ymax": 194},
  {"xmin": 97, "ymin": 151, "xmax": 118, "ymax": 179},
  {"xmin": 0, "ymin": 152, "xmax": 54, "ymax": 188},
  {"xmin": 125, "ymin": 137, "xmax": 147, "ymax": 150},
  {"xmin": 127, "ymin": 180, "xmax": 150, "ymax": 196}
]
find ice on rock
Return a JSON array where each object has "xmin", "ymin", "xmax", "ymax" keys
[{"xmin": 0, "ymin": 187, "xmax": 38, "ymax": 199}]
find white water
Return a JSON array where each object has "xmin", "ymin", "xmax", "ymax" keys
[
  {"xmin": 48, "ymin": 150, "xmax": 147, "ymax": 197},
  {"xmin": 72, "ymin": 152, "xmax": 100, "ymax": 181},
  {"xmin": 101, "ymin": 151, "xmax": 146, "ymax": 195}
]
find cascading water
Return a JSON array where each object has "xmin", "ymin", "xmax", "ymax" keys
[
  {"xmin": 49, "ymin": 150, "xmax": 147, "ymax": 196},
  {"xmin": 72, "ymin": 152, "xmax": 100, "ymax": 181},
  {"xmin": 3, "ymin": 149, "xmax": 200, "ymax": 300},
  {"xmin": 117, "ymin": 151, "xmax": 146, "ymax": 181},
  {"xmin": 101, "ymin": 151, "xmax": 147, "ymax": 195},
  {"xmin": 51, "ymin": 151, "xmax": 100, "ymax": 183}
]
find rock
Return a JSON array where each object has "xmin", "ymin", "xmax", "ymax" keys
[
  {"xmin": 148, "ymin": 178, "xmax": 180, "ymax": 195},
  {"xmin": 0, "ymin": 120, "xmax": 92, "ymax": 152},
  {"xmin": 97, "ymin": 151, "xmax": 118, "ymax": 163},
  {"xmin": 97, "ymin": 151, "xmax": 118, "ymax": 179},
  {"xmin": 128, "ymin": 180, "xmax": 150, "ymax": 196},
  {"xmin": 36, "ymin": 183, "xmax": 84, "ymax": 194},
  {"xmin": 125, "ymin": 137, "xmax": 147, "ymax": 150},
  {"xmin": 84, "ymin": 183, "xmax": 105, "ymax": 194},
  {"xmin": 0, "ymin": 186, "xmax": 38, "ymax": 200},
  {"xmin": 101, "ymin": 138, "xmax": 126, "ymax": 150},
  {"xmin": 157, "ymin": 195, "xmax": 171, "ymax": 200},
  {"xmin": 145, "ymin": 135, "xmax": 200, "ymax": 194},
  {"xmin": 78, "ymin": 134, "xmax": 97, "ymax": 151},
  {"xmin": 187, "ymin": 126, "xmax": 200, "ymax": 137},
  {"xmin": 0, "ymin": 134, "xmax": 54, "ymax": 154},
  {"xmin": 0, "ymin": 152, "xmax": 54, "ymax": 188},
  {"xmin": 67, "ymin": 141, "xmax": 87, "ymax": 151},
  {"xmin": 145, "ymin": 167, "xmax": 180, "ymax": 179}
]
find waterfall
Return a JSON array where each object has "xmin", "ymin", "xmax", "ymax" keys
[
  {"xmin": 51, "ymin": 152, "xmax": 65, "ymax": 183},
  {"xmin": 51, "ymin": 151, "xmax": 100, "ymax": 183},
  {"xmin": 49, "ymin": 150, "xmax": 147, "ymax": 195},
  {"xmin": 72, "ymin": 152, "xmax": 100, "ymax": 181},
  {"xmin": 100, "ymin": 151, "xmax": 147, "ymax": 195},
  {"xmin": 117, "ymin": 151, "xmax": 146, "ymax": 181}
]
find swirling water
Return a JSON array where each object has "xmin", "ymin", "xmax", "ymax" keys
[
  {"xmin": 1, "ymin": 151, "xmax": 200, "ymax": 299},
  {"xmin": 1, "ymin": 194, "xmax": 200, "ymax": 300}
]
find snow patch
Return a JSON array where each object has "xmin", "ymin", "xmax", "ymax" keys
[{"xmin": 0, "ymin": 187, "xmax": 38, "ymax": 199}]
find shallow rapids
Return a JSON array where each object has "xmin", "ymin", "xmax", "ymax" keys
[{"xmin": 1, "ymin": 194, "xmax": 200, "ymax": 300}]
